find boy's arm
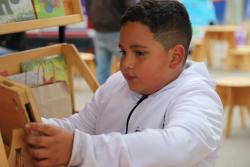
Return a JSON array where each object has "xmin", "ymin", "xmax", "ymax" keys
[
  {"xmin": 23, "ymin": 86, "xmax": 103, "ymax": 166},
  {"xmin": 66, "ymin": 86, "xmax": 223, "ymax": 167},
  {"xmin": 24, "ymin": 79, "xmax": 109, "ymax": 167},
  {"xmin": 25, "ymin": 81, "xmax": 223, "ymax": 167}
]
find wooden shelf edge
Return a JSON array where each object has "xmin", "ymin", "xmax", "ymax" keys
[{"xmin": 0, "ymin": 14, "xmax": 83, "ymax": 35}]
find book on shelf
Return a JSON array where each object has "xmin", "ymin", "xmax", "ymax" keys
[
  {"xmin": 32, "ymin": 0, "xmax": 65, "ymax": 19},
  {"xmin": 7, "ymin": 70, "xmax": 43, "ymax": 87},
  {"xmin": 0, "ymin": 70, "xmax": 8, "ymax": 77},
  {"xmin": 21, "ymin": 54, "xmax": 69, "ymax": 86},
  {"xmin": 0, "ymin": 0, "xmax": 36, "ymax": 24}
]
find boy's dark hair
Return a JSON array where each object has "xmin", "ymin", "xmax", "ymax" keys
[{"xmin": 120, "ymin": 0, "xmax": 192, "ymax": 65}]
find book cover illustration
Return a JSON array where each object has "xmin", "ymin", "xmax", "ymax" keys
[
  {"xmin": 21, "ymin": 54, "xmax": 69, "ymax": 86},
  {"xmin": 0, "ymin": 70, "xmax": 8, "ymax": 76},
  {"xmin": 7, "ymin": 70, "xmax": 43, "ymax": 87},
  {"xmin": 33, "ymin": 0, "xmax": 65, "ymax": 19},
  {"xmin": 0, "ymin": 0, "xmax": 36, "ymax": 24}
]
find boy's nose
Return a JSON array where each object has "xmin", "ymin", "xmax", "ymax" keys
[{"xmin": 122, "ymin": 55, "xmax": 134, "ymax": 69}]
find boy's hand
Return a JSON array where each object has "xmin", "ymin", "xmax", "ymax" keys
[{"xmin": 24, "ymin": 123, "xmax": 74, "ymax": 167}]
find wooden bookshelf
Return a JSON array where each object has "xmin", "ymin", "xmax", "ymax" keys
[
  {"xmin": 0, "ymin": 0, "xmax": 84, "ymax": 35},
  {"xmin": 0, "ymin": 44, "xmax": 100, "ymax": 113},
  {"xmin": 0, "ymin": 1, "xmax": 99, "ymax": 166}
]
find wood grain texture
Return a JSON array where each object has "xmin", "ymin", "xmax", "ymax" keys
[
  {"xmin": 0, "ymin": 131, "xmax": 9, "ymax": 167},
  {"xmin": 0, "ymin": 77, "xmax": 42, "ymax": 144},
  {"xmin": 8, "ymin": 128, "xmax": 33, "ymax": 167},
  {"xmin": 0, "ymin": 76, "xmax": 44, "ymax": 167}
]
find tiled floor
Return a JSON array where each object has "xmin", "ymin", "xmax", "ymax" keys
[{"xmin": 74, "ymin": 64, "xmax": 250, "ymax": 167}]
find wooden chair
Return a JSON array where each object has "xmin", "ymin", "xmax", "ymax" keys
[
  {"xmin": 193, "ymin": 29, "xmax": 250, "ymax": 72},
  {"xmin": 226, "ymin": 46, "xmax": 250, "ymax": 72},
  {"xmin": 74, "ymin": 52, "xmax": 96, "ymax": 90},
  {"xmin": 74, "ymin": 53, "xmax": 120, "ymax": 90},
  {"xmin": 79, "ymin": 52, "xmax": 96, "ymax": 76},
  {"xmin": 191, "ymin": 39, "xmax": 203, "ymax": 62},
  {"xmin": 192, "ymin": 25, "xmax": 241, "ymax": 71},
  {"xmin": 191, "ymin": 38, "xmax": 214, "ymax": 67},
  {"xmin": 216, "ymin": 77, "xmax": 250, "ymax": 137},
  {"xmin": 225, "ymin": 22, "xmax": 250, "ymax": 72}
]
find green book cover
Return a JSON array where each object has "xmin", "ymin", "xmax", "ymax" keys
[
  {"xmin": 0, "ymin": 0, "xmax": 36, "ymax": 24},
  {"xmin": 21, "ymin": 54, "xmax": 69, "ymax": 86},
  {"xmin": 33, "ymin": 0, "xmax": 65, "ymax": 19}
]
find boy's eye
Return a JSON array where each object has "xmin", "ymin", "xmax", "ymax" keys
[
  {"xmin": 119, "ymin": 50, "xmax": 126, "ymax": 55},
  {"xmin": 136, "ymin": 51, "xmax": 145, "ymax": 56}
]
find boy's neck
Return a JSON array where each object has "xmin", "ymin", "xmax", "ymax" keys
[
  {"xmin": 169, "ymin": 67, "xmax": 184, "ymax": 83},
  {"xmin": 140, "ymin": 67, "xmax": 184, "ymax": 95}
]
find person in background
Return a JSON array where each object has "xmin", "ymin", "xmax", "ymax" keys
[
  {"xmin": 85, "ymin": 0, "xmax": 136, "ymax": 85},
  {"xmin": 0, "ymin": 32, "xmax": 26, "ymax": 56}
]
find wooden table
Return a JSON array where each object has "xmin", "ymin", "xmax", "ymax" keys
[
  {"xmin": 193, "ymin": 25, "xmax": 240, "ymax": 69},
  {"xmin": 216, "ymin": 77, "xmax": 250, "ymax": 137}
]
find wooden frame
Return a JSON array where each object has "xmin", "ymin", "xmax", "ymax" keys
[
  {"xmin": 0, "ymin": 75, "xmax": 43, "ymax": 167},
  {"xmin": 0, "ymin": 1, "xmax": 95, "ymax": 165},
  {"xmin": 0, "ymin": 0, "xmax": 84, "ymax": 35},
  {"xmin": 0, "ymin": 130, "xmax": 9, "ymax": 167},
  {"xmin": 0, "ymin": 44, "xmax": 100, "ymax": 113}
]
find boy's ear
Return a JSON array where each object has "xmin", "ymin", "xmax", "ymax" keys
[{"xmin": 169, "ymin": 45, "xmax": 185, "ymax": 69}]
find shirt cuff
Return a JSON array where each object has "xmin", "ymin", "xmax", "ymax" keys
[{"xmin": 67, "ymin": 129, "xmax": 85, "ymax": 166}]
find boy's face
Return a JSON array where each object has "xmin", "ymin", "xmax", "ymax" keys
[{"xmin": 119, "ymin": 21, "xmax": 176, "ymax": 95}]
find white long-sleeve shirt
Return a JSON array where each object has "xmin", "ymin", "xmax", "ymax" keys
[{"xmin": 42, "ymin": 60, "xmax": 223, "ymax": 167}]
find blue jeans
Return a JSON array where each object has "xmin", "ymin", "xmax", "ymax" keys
[
  {"xmin": 93, "ymin": 32, "xmax": 121, "ymax": 85},
  {"xmin": 0, "ymin": 46, "xmax": 15, "ymax": 56}
]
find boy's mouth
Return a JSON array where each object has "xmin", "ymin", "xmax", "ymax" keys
[{"xmin": 126, "ymin": 75, "xmax": 137, "ymax": 81}]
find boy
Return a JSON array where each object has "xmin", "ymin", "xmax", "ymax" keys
[{"xmin": 24, "ymin": 0, "xmax": 223, "ymax": 167}]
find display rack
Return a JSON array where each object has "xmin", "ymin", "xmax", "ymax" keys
[
  {"xmin": 0, "ymin": 0, "xmax": 84, "ymax": 35},
  {"xmin": 0, "ymin": 0, "xmax": 99, "ymax": 166},
  {"xmin": 0, "ymin": 43, "xmax": 100, "ymax": 112}
]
